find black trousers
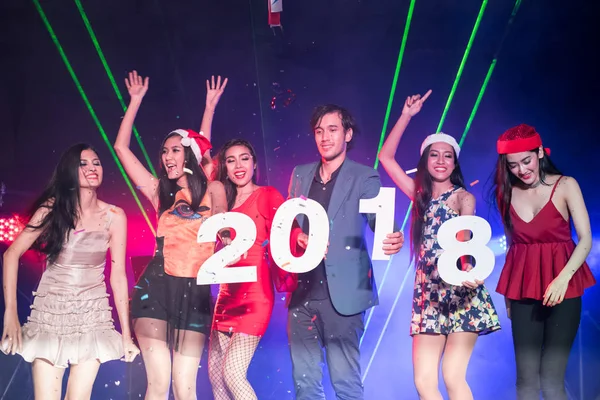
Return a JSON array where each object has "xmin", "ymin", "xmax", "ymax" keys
[
  {"xmin": 510, "ymin": 297, "xmax": 581, "ymax": 400},
  {"xmin": 287, "ymin": 297, "xmax": 365, "ymax": 400}
]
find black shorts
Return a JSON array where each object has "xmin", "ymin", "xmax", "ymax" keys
[{"xmin": 130, "ymin": 239, "xmax": 213, "ymax": 338}]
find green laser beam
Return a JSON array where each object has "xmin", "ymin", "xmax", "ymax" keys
[
  {"xmin": 33, "ymin": 0, "xmax": 156, "ymax": 236},
  {"xmin": 73, "ymin": 0, "xmax": 157, "ymax": 177},
  {"xmin": 436, "ymin": 0, "xmax": 488, "ymax": 133},
  {"xmin": 459, "ymin": 0, "xmax": 522, "ymax": 147},
  {"xmin": 361, "ymin": 0, "xmax": 416, "ymax": 352},
  {"xmin": 459, "ymin": 59, "xmax": 496, "ymax": 147},
  {"xmin": 373, "ymin": 0, "xmax": 416, "ymax": 170}
]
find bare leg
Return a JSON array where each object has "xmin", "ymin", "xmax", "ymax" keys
[
  {"xmin": 412, "ymin": 334, "xmax": 446, "ymax": 400},
  {"xmin": 441, "ymin": 332, "xmax": 478, "ymax": 400},
  {"xmin": 32, "ymin": 359, "xmax": 65, "ymax": 400},
  {"xmin": 223, "ymin": 333, "xmax": 261, "ymax": 400},
  {"xmin": 134, "ymin": 318, "xmax": 172, "ymax": 400},
  {"xmin": 64, "ymin": 358, "xmax": 101, "ymax": 400},
  {"xmin": 171, "ymin": 329, "xmax": 206, "ymax": 400},
  {"xmin": 208, "ymin": 331, "xmax": 233, "ymax": 400}
]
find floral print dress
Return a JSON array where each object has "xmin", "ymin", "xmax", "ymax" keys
[{"xmin": 410, "ymin": 186, "xmax": 501, "ymax": 336}]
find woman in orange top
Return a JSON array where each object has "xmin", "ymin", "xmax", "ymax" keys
[{"xmin": 114, "ymin": 71, "xmax": 228, "ymax": 399}]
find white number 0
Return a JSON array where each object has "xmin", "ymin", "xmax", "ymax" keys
[
  {"xmin": 270, "ymin": 197, "xmax": 330, "ymax": 273},
  {"xmin": 437, "ymin": 215, "xmax": 495, "ymax": 286},
  {"xmin": 196, "ymin": 212, "xmax": 258, "ymax": 285}
]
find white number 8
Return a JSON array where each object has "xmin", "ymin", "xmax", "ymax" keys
[{"xmin": 437, "ymin": 216, "xmax": 495, "ymax": 286}]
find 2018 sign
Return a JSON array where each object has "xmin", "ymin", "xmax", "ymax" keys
[{"xmin": 196, "ymin": 188, "xmax": 495, "ymax": 286}]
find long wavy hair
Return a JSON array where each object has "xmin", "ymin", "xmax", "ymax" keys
[
  {"xmin": 157, "ymin": 132, "xmax": 208, "ymax": 215},
  {"xmin": 492, "ymin": 148, "xmax": 561, "ymax": 233},
  {"xmin": 410, "ymin": 145, "xmax": 465, "ymax": 264},
  {"xmin": 26, "ymin": 143, "xmax": 97, "ymax": 262},
  {"xmin": 216, "ymin": 139, "xmax": 259, "ymax": 211}
]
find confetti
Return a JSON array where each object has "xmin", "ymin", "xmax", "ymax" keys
[
  {"xmin": 311, "ymin": 315, "xmax": 317, "ymax": 322},
  {"xmin": 140, "ymin": 294, "xmax": 149, "ymax": 301},
  {"xmin": 406, "ymin": 168, "xmax": 417, "ymax": 174},
  {"xmin": 262, "ymin": 239, "xmax": 269, "ymax": 247},
  {"xmin": 281, "ymin": 261, "xmax": 291, "ymax": 268},
  {"xmin": 74, "ymin": 229, "xmax": 86, "ymax": 235},
  {"xmin": 300, "ymin": 195, "xmax": 307, "ymax": 201},
  {"xmin": 470, "ymin": 180, "xmax": 480, "ymax": 187},
  {"xmin": 273, "ymin": 146, "xmax": 281, "ymax": 151}
]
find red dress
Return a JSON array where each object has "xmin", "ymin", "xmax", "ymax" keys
[
  {"xmin": 212, "ymin": 186, "xmax": 301, "ymax": 336},
  {"xmin": 496, "ymin": 177, "xmax": 596, "ymax": 300}
]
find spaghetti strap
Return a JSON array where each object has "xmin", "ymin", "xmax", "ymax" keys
[{"xmin": 550, "ymin": 176, "xmax": 563, "ymax": 199}]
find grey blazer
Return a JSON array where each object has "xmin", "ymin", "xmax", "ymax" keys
[{"xmin": 287, "ymin": 158, "xmax": 381, "ymax": 316}]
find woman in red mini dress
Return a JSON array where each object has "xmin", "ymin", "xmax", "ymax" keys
[
  {"xmin": 493, "ymin": 124, "xmax": 595, "ymax": 400},
  {"xmin": 208, "ymin": 138, "xmax": 304, "ymax": 400}
]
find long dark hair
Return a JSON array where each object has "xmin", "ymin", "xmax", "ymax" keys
[
  {"xmin": 157, "ymin": 132, "xmax": 208, "ymax": 215},
  {"xmin": 216, "ymin": 139, "xmax": 259, "ymax": 211},
  {"xmin": 410, "ymin": 145, "xmax": 465, "ymax": 264},
  {"xmin": 492, "ymin": 148, "xmax": 562, "ymax": 233},
  {"xmin": 27, "ymin": 143, "xmax": 97, "ymax": 262}
]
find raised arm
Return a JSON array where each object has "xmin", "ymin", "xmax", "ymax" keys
[
  {"xmin": 107, "ymin": 207, "xmax": 139, "ymax": 362},
  {"xmin": 2, "ymin": 206, "xmax": 50, "ymax": 355},
  {"xmin": 378, "ymin": 90, "xmax": 432, "ymax": 200},
  {"xmin": 199, "ymin": 76, "xmax": 228, "ymax": 177},
  {"xmin": 113, "ymin": 71, "xmax": 159, "ymax": 210}
]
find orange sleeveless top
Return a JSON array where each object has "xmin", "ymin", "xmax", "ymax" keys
[{"xmin": 156, "ymin": 188, "xmax": 215, "ymax": 278}]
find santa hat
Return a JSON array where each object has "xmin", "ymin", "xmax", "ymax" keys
[
  {"xmin": 420, "ymin": 133, "xmax": 461, "ymax": 158},
  {"xmin": 170, "ymin": 129, "xmax": 212, "ymax": 164},
  {"xmin": 496, "ymin": 124, "xmax": 550, "ymax": 155}
]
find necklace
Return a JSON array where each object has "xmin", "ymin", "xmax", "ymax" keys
[
  {"xmin": 234, "ymin": 187, "xmax": 256, "ymax": 207},
  {"xmin": 320, "ymin": 166, "xmax": 331, "ymax": 184}
]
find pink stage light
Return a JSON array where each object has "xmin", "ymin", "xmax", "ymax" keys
[{"xmin": 0, "ymin": 216, "xmax": 23, "ymax": 243}]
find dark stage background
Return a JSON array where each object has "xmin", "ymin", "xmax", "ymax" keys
[{"xmin": 1, "ymin": 0, "xmax": 599, "ymax": 399}]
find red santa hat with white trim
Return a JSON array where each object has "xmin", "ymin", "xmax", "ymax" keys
[{"xmin": 170, "ymin": 129, "xmax": 212, "ymax": 164}]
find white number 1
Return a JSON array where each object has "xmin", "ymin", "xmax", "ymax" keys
[{"xmin": 359, "ymin": 187, "xmax": 396, "ymax": 260}]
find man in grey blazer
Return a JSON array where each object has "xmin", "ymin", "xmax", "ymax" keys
[{"xmin": 287, "ymin": 104, "xmax": 404, "ymax": 400}]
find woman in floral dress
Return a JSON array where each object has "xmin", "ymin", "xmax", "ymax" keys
[{"xmin": 378, "ymin": 90, "xmax": 500, "ymax": 400}]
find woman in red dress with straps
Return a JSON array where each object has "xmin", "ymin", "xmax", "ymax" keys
[
  {"xmin": 208, "ymin": 138, "xmax": 304, "ymax": 400},
  {"xmin": 493, "ymin": 124, "xmax": 595, "ymax": 400}
]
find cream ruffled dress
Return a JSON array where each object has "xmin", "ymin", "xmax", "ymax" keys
[{"xmin": 18, "ymin": 211, "xmax": 124, "ymax": 367}]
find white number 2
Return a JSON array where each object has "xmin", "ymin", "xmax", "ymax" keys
[
  {"xmin": 437, "ymin": 215, "xmax": 495, "ymax": 286},
  {"xmin": 359, "ymin": 187, "xmax": 396, "ymax": 260},
  {"xmin": 196, "ymin": 212, "xmax": 258, "ymax": 285},
  {"xmin": 270, "ymin": 197, "xmax": 330, "ymax": 273}
]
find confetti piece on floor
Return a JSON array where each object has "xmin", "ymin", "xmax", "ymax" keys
[
  {"xmin": 470, "ymin": 180, "xmax": 480, "ymax": 186},
  {"xmin": 74, "ymin": 229, "xmax": 85, "ymax": 234}
]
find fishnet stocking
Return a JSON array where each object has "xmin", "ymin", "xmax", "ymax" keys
[{"xmin": 208, "ymin": 330, "xmax": 261, "ymax": 400}]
